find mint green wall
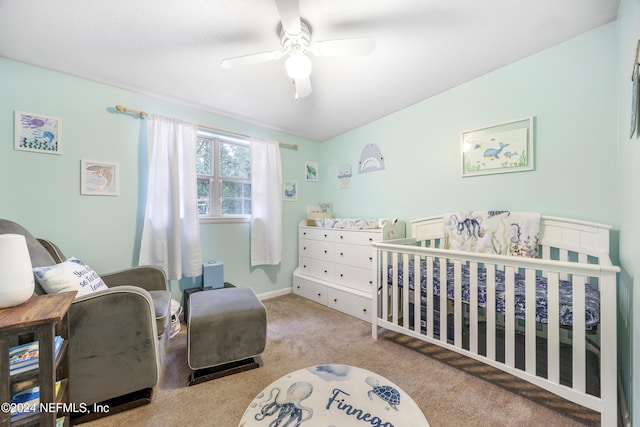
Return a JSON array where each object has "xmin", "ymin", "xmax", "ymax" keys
[
  {"xmin": 0, "ymin": 58, "xmax": 320, "ymax": 300},
  {"xmin": 320, "ymin": 21, "xmax": 631, "ymax": 417},
  {"xmin": 617, "ymin": 0, "xmax": 640, "ymax": 423},
  {"xmin": 319, "ymin": 24, "xmax": 618, "ymax": 228}
]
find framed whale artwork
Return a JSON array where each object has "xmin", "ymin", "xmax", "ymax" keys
[{"xmin": 461, "ymin": 117, "xmax": 534, "ymax": 177}]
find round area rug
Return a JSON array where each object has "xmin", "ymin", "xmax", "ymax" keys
[{"xmin": 239, "ymin": 364, "xmax": 429, "ymax": 427}]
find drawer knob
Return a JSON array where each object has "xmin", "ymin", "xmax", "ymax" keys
[
  {"xmin": 324, "ymin": 250, "xmax": 328, "ymax": 254},
  {"xmin": 340, "ymin": 274, "xmax": 344, "ymax": 277},
  {"xmin": 340, "ymin": 235, "xmax": 344, "ymax": 239},
  {"xmin": 318, "ymin": 293, "xmax": 322, "ymax": 297},
  {"xmin": 369, "ymin": 237, "xmax": 373, "ymax": 241},
  {"xmin": 324, "ymin": 234, "xmax": 328, "ymax": 238},
  {"xmin": 334, "ymin": 298, "xmax": 338, "ymax": 303},
  {"xmin": 324, "ymin": 270, "xmax": 328, "ymax": 274},
  {"xmin": 340, "ymin": 252, "xmax": 344, "ymax": 256},
  {"xmin": 369, "ymin": 257, "xmax": 373, "ymax": 261}
]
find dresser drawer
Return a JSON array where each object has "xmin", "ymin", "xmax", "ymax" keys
[
  {"xmin": 334, "ymin": 264, "xmax": 374, "ymax": 293},
  {"xmin": 298, "ymin": 256, "xmax": 334, "ymax": 281},
  {"xmin": 299, "ymin": 238, "xmax": 334, "ymax": 261},
  {"xmin": 334, "ymin": 243, "xmax": 375, "ymax": 270},
  {"xmin": 293, "ymin": 272, "xmax": 327, "ymax": 305},
  {"xmin": 334, "ymin": 230, "xmax": 380, "ymax": 246},
  {"xmin": 300, "ymin": 227, "xmax": 334, "ymax": 242},
  {"xmin": 327, "ymin": 287, "xmax": 371, "ymax": 322}
]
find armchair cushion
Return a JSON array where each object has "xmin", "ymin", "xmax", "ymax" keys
[
  {"xmin": 33, "ymin": 257, "xmax": 108, "ymax": 297},
  {"xmin": 148, "ymin": 290, "xmax": 171, "ymax": 339}
]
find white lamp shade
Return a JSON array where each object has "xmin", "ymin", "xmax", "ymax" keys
[
  {"xmin": 285, "ymin": 54, "xmax": 312, "ymax": 79},
  {"xmin": 0, "ymin": 234, "xmax": 35, "ymax": 308}
]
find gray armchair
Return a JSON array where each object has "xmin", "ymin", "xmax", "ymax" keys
[{"xmin": 0, "ymin": 219, "xmax": 171, "ymax": 415}]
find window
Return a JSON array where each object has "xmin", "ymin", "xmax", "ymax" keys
[{"xmin": 196, "ymin": 131, "xmax": 251, "ymax": 221}]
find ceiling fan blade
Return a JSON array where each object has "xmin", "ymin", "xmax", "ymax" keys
[
  {"xmin": 294, "ymin": 77, "xmax": 312, "ymax": 100},
  {"xmin": 220, "ymin": 50, "xmax": 284, "ymax": 69},
  {"xmin": 311, "ymin": 37, "xmax": 376, "ymax": 56},
  {"xmin": 275, "ymin": 0, "xmax": 301, "ymax": 35}
]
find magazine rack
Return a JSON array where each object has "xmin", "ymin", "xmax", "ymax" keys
[{"xmin": 0, "ymin": 291, "xmax": 75, "ymax": 426}]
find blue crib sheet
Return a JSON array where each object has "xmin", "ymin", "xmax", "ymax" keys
[{"xmin": 388, "ymin": 260, "xmax": 600, "ymax": 328}]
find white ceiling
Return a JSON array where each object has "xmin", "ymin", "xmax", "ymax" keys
[{"xmin": 0, "ymin": 0, "xmax": 618, "ymax": 142}]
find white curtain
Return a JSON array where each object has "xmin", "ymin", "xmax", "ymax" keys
[
  {"xmin": 250, "ymin": 138, "xmax": 282, "ymax": 266},
  {"xmin": 139, "ymin": 114, "xmax": 202, "ymax": 279}
]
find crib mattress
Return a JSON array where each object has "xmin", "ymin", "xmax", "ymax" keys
[{"xmin": 388, "ymin": 260, "xmax": 600, "ymax": 328}]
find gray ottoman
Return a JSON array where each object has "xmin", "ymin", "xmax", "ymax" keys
[{"xmin": 187, "ymin": 287, "xmax": 266, "ymax": 385}]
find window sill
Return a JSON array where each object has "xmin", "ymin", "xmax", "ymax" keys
[{"xmin": 199, "ymin": 216, "xmax": 251, "ymax": 225}]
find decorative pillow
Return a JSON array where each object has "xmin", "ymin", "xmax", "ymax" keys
[{"xmin": 33, "ymin": 257, "xmax": 108, "ymax": 297}]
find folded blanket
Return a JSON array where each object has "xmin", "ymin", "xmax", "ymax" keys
[
  {"xmin": 444, "ymin": 211, "xmax": 540, "ymax": 257},
  {"xmin": 315, "ymin": 218, "xmax": 379, "ymax": 229}
]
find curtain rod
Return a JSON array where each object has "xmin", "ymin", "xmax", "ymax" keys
[{"xmin": 114, "ymin": 105, "xmax": 298, "ymax": 150}]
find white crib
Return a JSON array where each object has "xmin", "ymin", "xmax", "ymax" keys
[{"xmin": 371, "ymin": 215, "xmax": 619, "ymax": 426}]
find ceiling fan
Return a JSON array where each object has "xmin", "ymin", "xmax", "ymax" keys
[{"xmin": 220, "ymin": 0, "xmax": 375, "ymax": 100}]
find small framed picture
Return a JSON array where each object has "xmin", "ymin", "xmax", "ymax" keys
[
  {"xmin": 461, "ymin": 117, "xmax": 534, "ymax": 177},
  {"xmin": 305, "ymin": 161, "xmax": 318, "ymax": 182},
  {"xmin": 283, "ymin": 180, "xmax": 297, "ymax": 201},
  {"xmin": 81, "ymin": 160, "xmax": 119, "ymax": 196},
  {"xmin": 15, "ymin": 111, "xmax": 62, "ymax": 154}
]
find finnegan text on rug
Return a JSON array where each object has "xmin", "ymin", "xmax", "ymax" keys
[{"xmin": 326, "ymin": 388, "xmax": 394, "ymax": 427}]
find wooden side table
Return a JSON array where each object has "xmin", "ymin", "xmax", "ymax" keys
[{"xmin": 0, "ymin": 292, "xmax": 76, "ymax": 427}]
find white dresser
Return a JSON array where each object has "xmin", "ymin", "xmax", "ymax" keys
[{"xmin": 293, "ymin": 219, "xmax": 405, "ymax": 322}]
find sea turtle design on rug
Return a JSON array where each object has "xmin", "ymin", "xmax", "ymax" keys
[{"xmin": 365, "ymin": 376, "xmax": 400, "ymax": 411}]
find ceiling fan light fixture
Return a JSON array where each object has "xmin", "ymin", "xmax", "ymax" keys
[{"xmin": 285, "ymin": 53, "xmax": 312, "ymax": 79}]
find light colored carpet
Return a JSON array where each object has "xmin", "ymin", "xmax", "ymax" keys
[{"xmin": 83, "ymin": 293, "xmax": 600, "ymax": 427}]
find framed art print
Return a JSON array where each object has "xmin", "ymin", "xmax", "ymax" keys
[
  {"xmin": 305, "ymin": 161, "xmax": 318, "ymax": 182},
  {"xmin": 283, "ymin": 179, "xmax": 297, "ymax": 201},
  {"xmin": 461, "ymin": 117, "xmax": 534, "ymax": 177},
  {"xmin": 81, "ymin": 160, "xmax": 119, "ymax": 196},
  {"xmin": 15, "ymin": 111, "xmax": 62, "ymax": 154}
]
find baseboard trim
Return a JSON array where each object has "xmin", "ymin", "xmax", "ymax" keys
[
  {"xmin": 257, "ymin": 287, "xmax": 292, "ymax": 301},
  {"xmin": 618, "ymin": 371, "xmax": 631, "ymax": 427}
]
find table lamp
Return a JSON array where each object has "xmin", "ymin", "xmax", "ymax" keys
[{"xmin": 0, "ymin": 234, "xmax": 34, "ymax": 308}]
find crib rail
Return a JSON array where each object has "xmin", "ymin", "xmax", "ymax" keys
[{"xmin": 371, "ymin": 241, "xmax": 619, "ymax": 427}]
